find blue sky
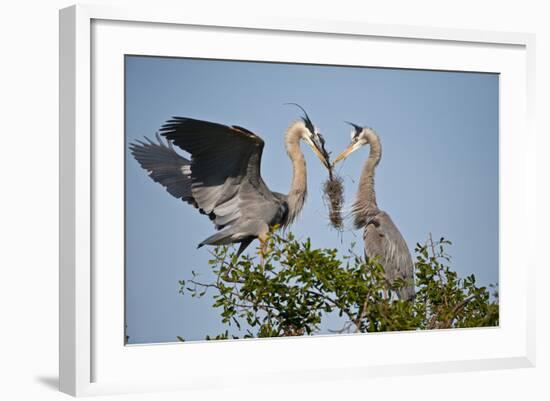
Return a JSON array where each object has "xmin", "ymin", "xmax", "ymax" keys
[{"xmin": 125, "ymin": 56, "xmax": 499, "ymax": 344}]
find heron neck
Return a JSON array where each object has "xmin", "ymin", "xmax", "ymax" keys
[
  {"xmin": 353, "ymin": 132, "xmax": 381, "ymax": 227},
  {"xmin": 284, "ymin": 122, "xmax": 308, "ymax": 224}
]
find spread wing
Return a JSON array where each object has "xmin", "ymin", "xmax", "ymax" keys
[{"xmin": 159, "ymin": 117, "xmax": 284, "ymax": 230}]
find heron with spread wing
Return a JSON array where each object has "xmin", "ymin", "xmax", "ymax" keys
[
  {"xmin": 334, "ymin": 123, "xmax": 415, "ymax": 300},
  {"xmin": 130, "ymin": 108, "xmax": 330, "ymax": 256}
]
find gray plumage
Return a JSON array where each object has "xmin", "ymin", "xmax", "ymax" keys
[
  {"xmin": 130, "ymin": 116, "xmax": 329, "ymax": 256},
  {"xmin": 361, "ymin": 211, "xmax": 415, "ymax": 300},
  {"xmin": 129, "ymin": 133, "xmax": 195, "ymax": 204},
  {"xmin": 334, "ymin": 124, "xmax": 415, "ymax": 300}
]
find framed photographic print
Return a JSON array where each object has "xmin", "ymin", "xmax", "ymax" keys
[{"xmin": 59, "ymin": 4, "xmax": 536, "ymax": 396}]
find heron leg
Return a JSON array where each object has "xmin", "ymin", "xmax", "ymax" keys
[
  {"xmin": 259, "ymin": 235, "xmax": 268, "ymax": 266},
  {"xmin": 258, "ymin": 224, "xmax": 270, "ymax": 266}
]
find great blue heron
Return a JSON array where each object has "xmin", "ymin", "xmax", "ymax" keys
[
  {"xmin": 130, "ymin": 110, "xmax": 330, "ymax": 256},
  {"xmin": 334, "ymin": 123, "xmax": 415, "ymax": 300}
]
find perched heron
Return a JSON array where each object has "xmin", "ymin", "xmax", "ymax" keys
[
  {"xmin": 334, "ymin": 123, "xmax": 415, "ymax": 300},
  {"xmin": 130, "ymin": 109, "xmax": 330, "ymax": 256}
]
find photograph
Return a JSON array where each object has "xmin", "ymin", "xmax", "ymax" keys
[
  {"xmin": 125, "ymin": 55, "xmax": 499, "ymax": 344},
  {"xmin": 2, "ymin": 0, "xmax": 544, "ymax": 399}
]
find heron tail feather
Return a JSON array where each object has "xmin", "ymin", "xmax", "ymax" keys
[{"xmin": 198, "ymin": 230, "xmax": 255, "ymax": 257}]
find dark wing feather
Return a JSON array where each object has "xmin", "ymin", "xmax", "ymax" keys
[
  {"xmin": 129, "ymin": 133, "xmax": 195, "ymax": 206},
  {"xmin": 159, "ymin": 117, "xmax": 283, "ymax": 232}
]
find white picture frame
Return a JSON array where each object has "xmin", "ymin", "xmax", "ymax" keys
[{"xmin": 59, "ymin": 4, "xmax": 536, "ymax": 397}]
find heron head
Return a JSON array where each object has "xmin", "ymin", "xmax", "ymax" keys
[
  {"xmin": 333, "ymin": 122, "xmax": 374, "ymax": 165},
  {"xmin": 304, "ymin": 126, "xmax": 331, "ymax": 170},
  {"xmin": 285, "ymin": 103, "xmax": 331, "ymax": 170}
]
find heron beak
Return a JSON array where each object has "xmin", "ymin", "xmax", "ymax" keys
[
  {"xmin": 304, "ymin": 135, "xmax": 331, "ymax": 170},
  {"xmin": 333, "ymin": 141, "xmax": 363, "ymax": 165}
]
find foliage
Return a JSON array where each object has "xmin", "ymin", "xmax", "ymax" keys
[{"xmin": 178, "ymin": 229, "xmax": 498, "ymax": 340}]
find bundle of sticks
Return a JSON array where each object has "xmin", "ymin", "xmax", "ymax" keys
[
  {"xmin": 316, "ymin": 133, "xmax": 344, "ymax": 230},
  {"xmin": 323, "ymin": 170, "xmax": 344, "ymax": 230}
]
